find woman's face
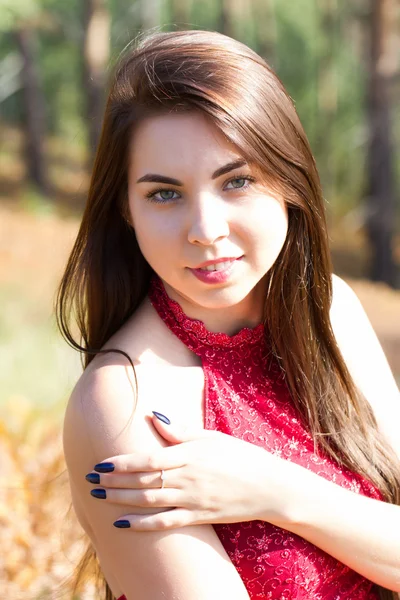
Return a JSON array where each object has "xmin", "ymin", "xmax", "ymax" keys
[{"xmin": 127, "ymin": 111, "xmax": 288, "ymax": 334}]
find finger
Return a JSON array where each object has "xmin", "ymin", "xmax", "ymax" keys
[
  {"xmin": 93, "ymin": 447, "xmax": 186, "ymax": 474},
  {"xmin": 152, "ymin": 413, "xmax": 218, "ymax": 445},
  {"xmin": 90, "ymin": 487, "xmax": 181, "ymax": 508},
  {"xmin": 87, "ymin": 468, "xmax": 183, "ymax": 490},
  {"xmin": 113, "ymin": 508, "xmax": 194, "ymax": 531}
]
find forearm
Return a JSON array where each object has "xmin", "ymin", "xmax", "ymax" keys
[{"xmin": 270, "ymin": 464, "xmax": 400, "ymax": 592}]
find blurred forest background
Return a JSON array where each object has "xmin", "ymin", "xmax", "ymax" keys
[{"xmin": 0, "ymin": 0, "xmax": 400, "ymax": 597}]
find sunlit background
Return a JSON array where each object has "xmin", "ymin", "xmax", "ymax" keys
[{"xmin": 0, "ymin": 0, "xmax": 399, "ymax": 597}]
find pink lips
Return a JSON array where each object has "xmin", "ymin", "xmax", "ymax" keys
[
  {"xmin": 193, "ymin": 256, "xmax": 242, "ymax": 269},
  {"xmin": 189, "ymin": 257, "xmax": 243, "ymax": 284}
]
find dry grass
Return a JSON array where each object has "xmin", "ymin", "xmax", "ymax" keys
[
  {"xmin": 0, "ymin": 399, "xmax": 95, "ymax": 599},
  {"xmin": 0, "ymin": 204, "xmax": 93, "ymax": 598}
]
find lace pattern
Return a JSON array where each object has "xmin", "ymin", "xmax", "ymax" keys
[{"xmin": 143, "ymin": 275, "xmax": 382, "ymax": 599}]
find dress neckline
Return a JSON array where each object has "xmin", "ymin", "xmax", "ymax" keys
[{"xmin": 148, "ymin": 273, "xmax": 265, "ymax": 351}]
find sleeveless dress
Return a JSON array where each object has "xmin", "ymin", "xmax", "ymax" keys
[{"xmin": 117, "ymin": 274, "xmax": 383, "ymax": 600}]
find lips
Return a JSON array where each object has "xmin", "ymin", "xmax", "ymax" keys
[
  {"xmin": 193, "ymin": 256, "xmax": 242, "ymax": 269},
  {"xmin": 189, "ymin": 256, "xmax": 242, "ymax": 284}
]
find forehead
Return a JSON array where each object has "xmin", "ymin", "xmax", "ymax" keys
[{"xmin": 128, "ymin": 111, "xmax": 245, "ymax": 175}]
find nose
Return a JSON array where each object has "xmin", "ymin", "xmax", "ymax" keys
[{"xmin": 187, "ymin": 193, "xmax": 230, "ymax": 246}]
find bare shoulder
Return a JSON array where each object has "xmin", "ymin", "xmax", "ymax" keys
[
  {"xmin": 329, "ymin": 273, "xmax": 391, "ymax": 358},
  {"xmin": 63, "ymin": 351, "xmax": 161, "ymax": 471},
  {"xmin": 62, "ymin": 304, "xmax": 192, "ymax": 524},
  {"xmin": 329, "ymin": 274, "xmax": 400, "ymax": 459},
  {"xmin": 330, "ymin": 273, "xmax": 364, "ymax": 311},
  {"xmin": 64, "ymin": 295, "xmax": 203, "ymax": 465},
  {"xmin": 62, "ymin": 300, "xmax": 249, "ymax": 600}
]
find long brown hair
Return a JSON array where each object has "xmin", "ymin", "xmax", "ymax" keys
[{"xmin": 56, "ymin": 30, "xmax": 400, "ymax": 600}]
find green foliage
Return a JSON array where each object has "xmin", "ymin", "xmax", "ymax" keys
[
  {"xmin": 0, "ymin": 0, "xmax": 399, "ymax": 220},
  {"xmin": 19, "ymin": 184, "xmax": 55, "ymax": 215},
  {"xmin": 191, "ymin": 0, "xmax": 219, "ymax": 32},
  {"xmin": 0, "ymin": 281, "xmax": 81, "ymax": 409},
  {"xmin": 0, "ymin": 0, "xmax": 41, "ymax": 31}
]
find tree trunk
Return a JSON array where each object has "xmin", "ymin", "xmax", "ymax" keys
[
  {"xmin": 365, "ymin": 0, "xmax": 397, "ymax": 287},
  {"xmin": 82, "ymin": 0, "xmax": 110, "ymax": 166},
  {"xmin": 14, "ymin": 27, "xmax": 49, "ymax": 196}
]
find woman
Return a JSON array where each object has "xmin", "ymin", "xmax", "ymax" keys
[{"xmin": 58, "ymin": 30, "xmax": 400, "ymax": 600}]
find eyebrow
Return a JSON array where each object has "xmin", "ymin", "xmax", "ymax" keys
[{"xmin": 136, "ymin": 159, "xmax": 248, "ymax": 186}]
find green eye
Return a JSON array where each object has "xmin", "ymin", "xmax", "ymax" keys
[
  {"xmin": 225, "ymin": 175, "xmax": 254, "ymax": 191},
  {"xmin": 146, "ymin": 188, "xmax": 180, "ymax": 203},
  {"xmin": 159, "ymin": 190, "xmax": 175, "ymax": 200},
  {"xmin": 231, "ymin": 178, "xmax": 246, "ymax": 188}
]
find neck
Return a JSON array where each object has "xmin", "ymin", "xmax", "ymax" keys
[{"xmin": 161, "ymin": 276, "xmax": 267, "ymax": 336}]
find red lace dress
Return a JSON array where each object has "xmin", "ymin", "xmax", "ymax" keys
[{"xmin": 117, "ymin": 274, "xmax": 383, "ymax": 600}]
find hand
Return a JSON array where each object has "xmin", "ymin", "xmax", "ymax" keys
[{"xmin": 85, "ymin": 412, "xmax": 296, "ymax": 531}]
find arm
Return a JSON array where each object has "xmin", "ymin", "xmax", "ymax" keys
[
  {"xmin": 274, "ymin": 275, "xmax": 400, "ymax": 592},
  {"xmin": 278, "ymin": 462, "xmax": 400, "ymax": 591},
  {"xmin": 63, "ymin": 354, "xmax": 250, "ymax": 600},
  {"xmin": 330, "ymin": 274, "xmax": 400, "ymax": 459},
  {"xmin": 74, "ymin": 275, "xmax": 400, "ymax": 593}
]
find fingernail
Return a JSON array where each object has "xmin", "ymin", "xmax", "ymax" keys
[
  {"xmin": 114, "ymin": 520, "xmax": 131, "ymax": 528},
  {"xmin": 91, "ymin": 488, "xmax": 106, "ymax": 499},
  {"xmin": 85, "ymin": 473, "xmax": 100, "ymax": 484},
  {"xmin": 94, "ymin": 462, "xmax": 115, "ymax": 473},
  {"xmin": 152, "ymin": 411, "xmax": 171, "ymax": 425}
]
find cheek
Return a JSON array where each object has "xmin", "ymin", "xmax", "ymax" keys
[
  {"xmin": 244, "ymin": 199, "xmax": 288, "ymax": 252},
  {"xmin": 129, "ymin": 205, "xmax": 181, "ymax": 257}
]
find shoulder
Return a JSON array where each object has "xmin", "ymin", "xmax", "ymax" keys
[
  {"xmin": 329, "ymin": 273, "xmax": 390, "ymax": 361},
  {"xmin": 62, "ymin": 332, "xmax": 248, "ymax": 599},
  {"xmin": 329, "ymin": 274, "xmax": 378, "ymax": 366},
  {"xmin": 329, "ymin": 274, "xmax": 387, "ymax": 347},
  {"xmin": 63, "ymin": 352, "xmax": 168, "ymax": 476},
  {"xmin": 62, "ymin": 294, "xmax": 177, "ymax": 493},
  {"xmin": 330, "ymin": 273, "xmax": 364, "ymax": 312},
  {"xmin": 63, "ymin": 292, "xmax": 203, "ymax": 471},
  {"xmin": 329, "ymin": 274, "xmax": 400, "ymax": 459}
]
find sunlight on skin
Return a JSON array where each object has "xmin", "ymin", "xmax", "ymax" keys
[{"xmin": 127, "ymin": 111, "xmax": 289, "ymax": 336}]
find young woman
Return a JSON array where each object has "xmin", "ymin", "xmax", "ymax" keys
[{"xmin": 58, "ymin": 30, "xmax": 400, "ymax": 600}]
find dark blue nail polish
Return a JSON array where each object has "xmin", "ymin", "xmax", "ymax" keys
[
  {"xmin": 85, "ymin": 473, "xmax": 100, "ymax": 484},
  {"xmin": 91, "ymin": 488, "xmax": 106, "ymax": 499},
  {"xmin": 94, "ymin": 462, "xmax": 115, "ymax": 473},
  {"xmin": 114, "ymin": 520, "xmax": 131, "ymax": 528},
  {"xmin": 152, "ymin": 411, "xmax": 171, "ymax": 425}
]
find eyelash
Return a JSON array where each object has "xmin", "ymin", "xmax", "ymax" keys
[{"xmin": 144, "ymin": 174, "xmax": 256, "ymax": 204}]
